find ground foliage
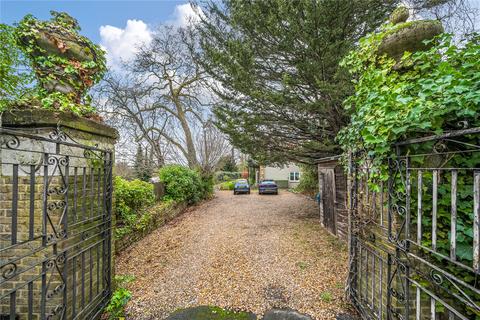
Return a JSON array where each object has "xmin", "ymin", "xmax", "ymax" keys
[
  {"xmin": 104, "ymin": 275, "xmax": 135, "ymax": 319},
  {"xmin": 196, "ymin": 0, "xmax": 398, "ymax": 164},
  {"xmin": 7, "ymin": 11, "xmax": 106, "ymax": 115}
]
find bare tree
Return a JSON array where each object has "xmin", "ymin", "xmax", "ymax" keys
[
  {"xmin": 96, "ymin": 73, "xmax": 170, "ymax": 167},
  {"xmin": 195, "ymin": 119, "xmax": 231, "ymax": 173},
  {"xmin": 97, "ymin": 25, "xmax": 231, "ymax": 171},
  {"xmin": 407, "ymin": 0, "xmax": 478, "ymax": 36}
]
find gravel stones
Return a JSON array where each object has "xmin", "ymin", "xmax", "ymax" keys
[{"xmin": 116, "ymin": 191, "xmax": 356, "ymax": 319}]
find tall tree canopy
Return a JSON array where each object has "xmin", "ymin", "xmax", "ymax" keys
[
  {"xmin": 196, "ymin": 0, "xmax": 476, "ymax": 164},
  {"xmin": 196, "ymin": 0, "xmax": 398, "ymax": 163}
]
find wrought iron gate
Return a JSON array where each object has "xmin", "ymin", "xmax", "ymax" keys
[
  {"xmin": 0, "ymin": 127, "xmax": 113, "ymax": 319},
  {"xmin": 349, "ymin": 128, "xmax": 480, "ymax": 319}
]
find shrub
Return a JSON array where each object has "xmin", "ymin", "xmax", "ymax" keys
[
  {"xmin": 113, "ymin": 177, "xmax": 155, "ymax": 240},
  {"xmin": 199, "ymin": 173, "xmax": 214, "ymax": 199},
  {"xmin": 159, "ymin": 165, "xmax": 208, "ymax": 204},
  {"xmin": 294, "ymin": 164, "xmax": 318, "ymax": 196},
  {"xmin": 214, "ymin": 171, "xmax": 242, "ymax": 183},
  {"xmin": 219, "ymin": 180, "xmax": 235, "ymax": 190},
  {"xmin": 114, "ymin": 176, "xmax": 155, "ymax": 221}
]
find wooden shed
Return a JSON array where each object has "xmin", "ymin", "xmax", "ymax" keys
[{"xmin": 317, "ymin": 156, "xmax": 348, "ymax": 241}]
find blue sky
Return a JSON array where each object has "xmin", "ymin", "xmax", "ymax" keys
[
  {"xmin": 0, "ymin": 0, "xmax": 188, "ymax": 42},
  {"xmin": 0, "ymin": 0, "xmax": 198, "ymax": 69}
]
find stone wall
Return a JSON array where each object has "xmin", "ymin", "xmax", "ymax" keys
[
  {"xmin": 0, "ymin": 110, "xmax": 117, "ymax": 320},
  {"xmin": 114, "ymin": 201, "xmax": 187, "ymax": 254}
]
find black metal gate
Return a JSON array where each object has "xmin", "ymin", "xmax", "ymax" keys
[
  {"xmin": 349, "ymin": 128, "xmax": 480, "ymax": 319},
  {"xmin": 0, "ymin": 127, "xmax": 113, "ymax": 319}
]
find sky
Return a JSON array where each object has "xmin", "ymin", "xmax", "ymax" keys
[{"xmin": 0, "ymin": 0, "xmax": 199, "ymax": 68}]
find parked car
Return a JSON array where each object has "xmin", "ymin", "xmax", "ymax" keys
[
  {"xmin": 234, "ymin": 179, "xmax": 250, "ymax": 195},
  {"xmin": 258, "ymin": 180, "xmax": 278, "ymax": 195}
]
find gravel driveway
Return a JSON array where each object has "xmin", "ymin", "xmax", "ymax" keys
[{"xmin": 116, "ymin": 190, "xmax": 354, "ymax": 320}]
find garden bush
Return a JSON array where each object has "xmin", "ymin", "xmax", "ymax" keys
[
  {"xmin": 294, "ymin": 164, "xmax": 318, "ymax": 196},
  {"xmin": 113, "ymin": 177, "xmax": 155, "ymax": 239},
  {"xmin": 199, "ymin": 172, "xmax": 215, "ymax": 199},
  {"xmin": 219, "ymin": 180, "xmax": 235, "ymax": 190},
  {"xmin": 214, "ymin": 171, "xmax": 242, "ymax": 183},
  {"xmin": 114, "ymin": 176, "xmax": 155, "ymax": 220},
  {"xmin": 158, "ymin": 165, "xmax": 211, "ymax": 204}
]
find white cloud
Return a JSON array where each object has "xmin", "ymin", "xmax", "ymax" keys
[
  {"xmin": 99, "ymin": 4, "xmax": 205, "ymax": 70},
  {"xmin": 170, "ymin": 3, "xmax": 204, "ymax": 27},
  {"xmin": 99, "ymin": 19, "xmax": 152, "ymax": 70}
]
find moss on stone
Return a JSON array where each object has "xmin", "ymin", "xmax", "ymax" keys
[
  {"xmin": 1, "ymin": 109, "xmax": 118, "ymax": 139},
  {"xmin": 390, "ymin": 6, "xmax": 409, "ymax": 25},
  {"xmin": 166, "ymin": 306, "xmax": 257, "ymax": 320},
  {"xmin": 377, "ymin": 20, "xmax": 443, "ymax": 60}
]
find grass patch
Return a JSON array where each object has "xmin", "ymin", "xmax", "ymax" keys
[
  {"xmin": 320, "ymin": 291, "xmax": 333, "ymax": 302},
  {"xmin": 296, "ymin": 261, "xmax": 308, "ymax": 270}
]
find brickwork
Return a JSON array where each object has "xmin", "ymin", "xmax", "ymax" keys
[{"xmin": 0, "ymin": 110, "xmax": 117, "ymax": 320}]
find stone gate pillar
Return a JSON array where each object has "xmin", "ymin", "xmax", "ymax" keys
[{"xmin": 0, "ymin": 109, "xmax": 117, "ymax": 320}]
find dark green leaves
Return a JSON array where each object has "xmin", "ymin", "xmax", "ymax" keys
[
  {"xmin": 338, "ymin": 32, "xmax": 480, "ymax": 180},
  {"xmin": 197, "ymin": 0, "xmax": 397, "ymax": 163}
]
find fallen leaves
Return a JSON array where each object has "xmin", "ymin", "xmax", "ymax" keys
[{"xmin": 115, "ymin": 191, "xmax": 356, "ymax": 320}]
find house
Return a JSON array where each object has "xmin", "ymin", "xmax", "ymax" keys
[{"xmin": 256, "ymin": 163, "xmax": 301, "ymax": 188}]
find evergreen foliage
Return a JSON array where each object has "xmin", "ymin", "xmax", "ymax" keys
[
  {"xmin": 134, "ymin": 145, "xmax": 154, "ymax": 181},
  {"xmin": 220, "ymin": 155, "xmax": 237, "ymax": 172},
  {"xmin": 197, "ymin": 0, "xmax": 398, "ymax": 163},
  {"xmin": 295, "ymin": 164, "xmax": 318, "ymax": 196},
  {"xmin": 159, "ymin": 165, "xmax": 213, "ymax": 204}
]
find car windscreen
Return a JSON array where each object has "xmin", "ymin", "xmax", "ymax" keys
[{"xmin": 261, "ymin": 181, "xmax": 276, "ymax": 185}]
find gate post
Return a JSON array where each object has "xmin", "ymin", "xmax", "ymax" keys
[{"xmin": 0, "ymin": 109, "xmax": 117, "ymax": 319}]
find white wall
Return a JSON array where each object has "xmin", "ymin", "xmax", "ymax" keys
[{"xmin": 264, "ymin": 163, "xmax": 301, "ymax": 188}]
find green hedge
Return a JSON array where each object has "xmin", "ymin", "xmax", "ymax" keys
[
  {"xmin": 159, "ymin": 165, "xmax": 213, "ymax": 204},
  {"xmin": 114, "ymin": 177, "xmax": 155, "ymax": 224},
  {"xmin": 219, "ymin": 180, "xmax": 235, "ymax": 190},
  {"xmin": 114, "ymin": 167, "xmax": 213, "ymax": 251},
  {"xmin": 214, "ymin": 171, "xmax": 242, "ymax": 183}
]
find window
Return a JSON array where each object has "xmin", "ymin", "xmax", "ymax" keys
[{"xmin": 289, "ymin": 172, "xmax": 300, "ymax": 181}]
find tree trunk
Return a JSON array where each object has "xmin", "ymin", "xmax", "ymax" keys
[{"xmin": 177, "ymin": 106, "xmax": 198, "ymax": 168}]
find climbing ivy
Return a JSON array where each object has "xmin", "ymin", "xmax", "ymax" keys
[
  {"xmin": 0, "ymin": 23, "xmax": 34, "ymax": 110},
  {"xmin": 9, "ymin": 11, "xmax": 107, "ymax": 116},
  {"xmin": 337, "ymin": 28, "xmax": 480, "ymax": 182},
  {"xmin": 339, "ymin": 22, "xmax": 480, "ymax": 313}
]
